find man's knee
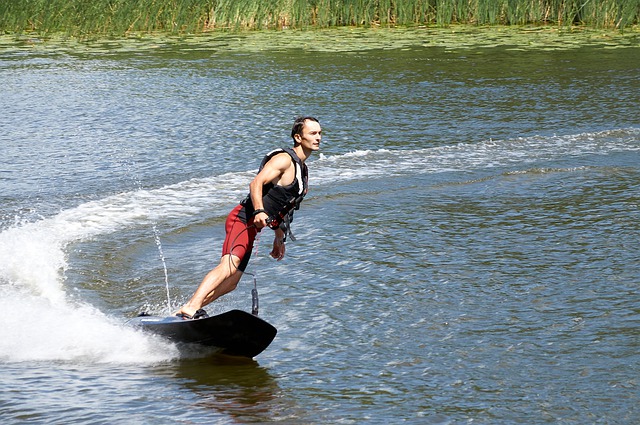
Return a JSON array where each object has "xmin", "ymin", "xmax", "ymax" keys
[{"xmin": 218, "ymin": 254, "xmax": 242, "ymax": 275}]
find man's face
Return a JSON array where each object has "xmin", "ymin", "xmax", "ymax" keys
[{"xmin": 296, "ymin": 120, "xmax": 322, "ymax": 151}]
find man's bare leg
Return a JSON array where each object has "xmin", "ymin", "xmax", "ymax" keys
[
  {"xmin": 176, "ymin": 254, "xmax": 242, "ymax": 317},
  {"xmin": 201, "ymin": 272, "xmax": 243, "ymax": 306}
]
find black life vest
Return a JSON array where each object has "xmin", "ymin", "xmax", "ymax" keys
[{"xmin": 242, "ymin": 147, "xmax": 308, "ymax": 232}]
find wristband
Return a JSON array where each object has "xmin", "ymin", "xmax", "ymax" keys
[{"xmin": 252, "ymin": 209, "xmax": 267, "ymax": 217}]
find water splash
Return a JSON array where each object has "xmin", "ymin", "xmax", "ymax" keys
[
  {"xmin": 0, "ymin": 220, "xmax": 179, "ymax": 363},
  {"xmin": 152, "ymin": 224, "xmax": 172, "ymax": 313}
]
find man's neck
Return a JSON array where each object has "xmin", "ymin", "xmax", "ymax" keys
[{"xmin": 293, "ymin": 145, "xmax": 312, "ymax": 163}]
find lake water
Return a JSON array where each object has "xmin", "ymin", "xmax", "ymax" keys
[{"xmin": 1, "ymin": 28, "xmax": 639, "ymax": 424}]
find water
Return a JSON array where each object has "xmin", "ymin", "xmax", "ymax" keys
[{"xmin": 1, "ymin": 30, "xmax": 639, "ymax": 424}]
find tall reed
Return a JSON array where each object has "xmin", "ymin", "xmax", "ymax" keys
[{"xmin": 0, "ymin": 0, "xmax": 637, "ymax": 35}]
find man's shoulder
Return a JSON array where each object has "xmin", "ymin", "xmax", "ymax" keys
[{"xmin": 265, "ymin": 151, "xmax": 294, "ymax": 169}]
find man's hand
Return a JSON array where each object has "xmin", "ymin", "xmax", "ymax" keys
[
  {"xmin": 271, "ymin": 237, "xmax": 286, "ymax": 260},
  {"xmin": 253, "ymin": 211, "xmax": 270, "ymax": 229}
]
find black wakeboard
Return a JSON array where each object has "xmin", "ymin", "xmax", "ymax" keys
[{"xmin": 129, "ymin": 309, "xmax": 277, "ymax": 358}]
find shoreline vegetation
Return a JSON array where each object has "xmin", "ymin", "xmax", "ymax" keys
[{"xmin": 1, "ymin": 0, "xmax": 638, "ymax": 37}]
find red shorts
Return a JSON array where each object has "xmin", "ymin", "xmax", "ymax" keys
[{"xmin": 222, "ymin": 204, "xmax": 258, "ymax": 272}]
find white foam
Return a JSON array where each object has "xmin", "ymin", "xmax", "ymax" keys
[
  {"xmin": 0, "ymin": 283, "xmax": 178, "ymax": 363},
  {"xmin": 311, "ymin": 128, "xmax": 640, "ymax": 185}
]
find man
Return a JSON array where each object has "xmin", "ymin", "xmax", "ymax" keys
[{"xmin": 175, "ymin": 116, "xmax": 322, "ymax": 319}]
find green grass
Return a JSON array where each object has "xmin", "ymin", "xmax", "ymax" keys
[{"xmin": 0, "ymin": 0, "xmax": 638, "ymax": 36}]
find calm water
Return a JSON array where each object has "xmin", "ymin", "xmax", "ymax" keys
[{"xmin": 1, "ymin": 30, "xmax": 639, "ymax": 424}]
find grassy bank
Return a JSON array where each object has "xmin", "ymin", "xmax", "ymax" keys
[{"xmin": 1, "ymin": 0, "xmax": 638, "ymax": 36}]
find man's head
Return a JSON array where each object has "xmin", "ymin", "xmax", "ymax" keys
[{"xmin": 291, "ymin": 116, "xmax": 320, "ymax": 145}]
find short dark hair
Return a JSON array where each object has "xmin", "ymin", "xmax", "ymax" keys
[{"xmin": 291, "ymin": 116, "xmax": 319, "ymax": 142}]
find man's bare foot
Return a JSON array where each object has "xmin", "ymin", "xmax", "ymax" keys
[{"xmin": 174, "ymin": 305, "xmax": 197, "ymax": 317}]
